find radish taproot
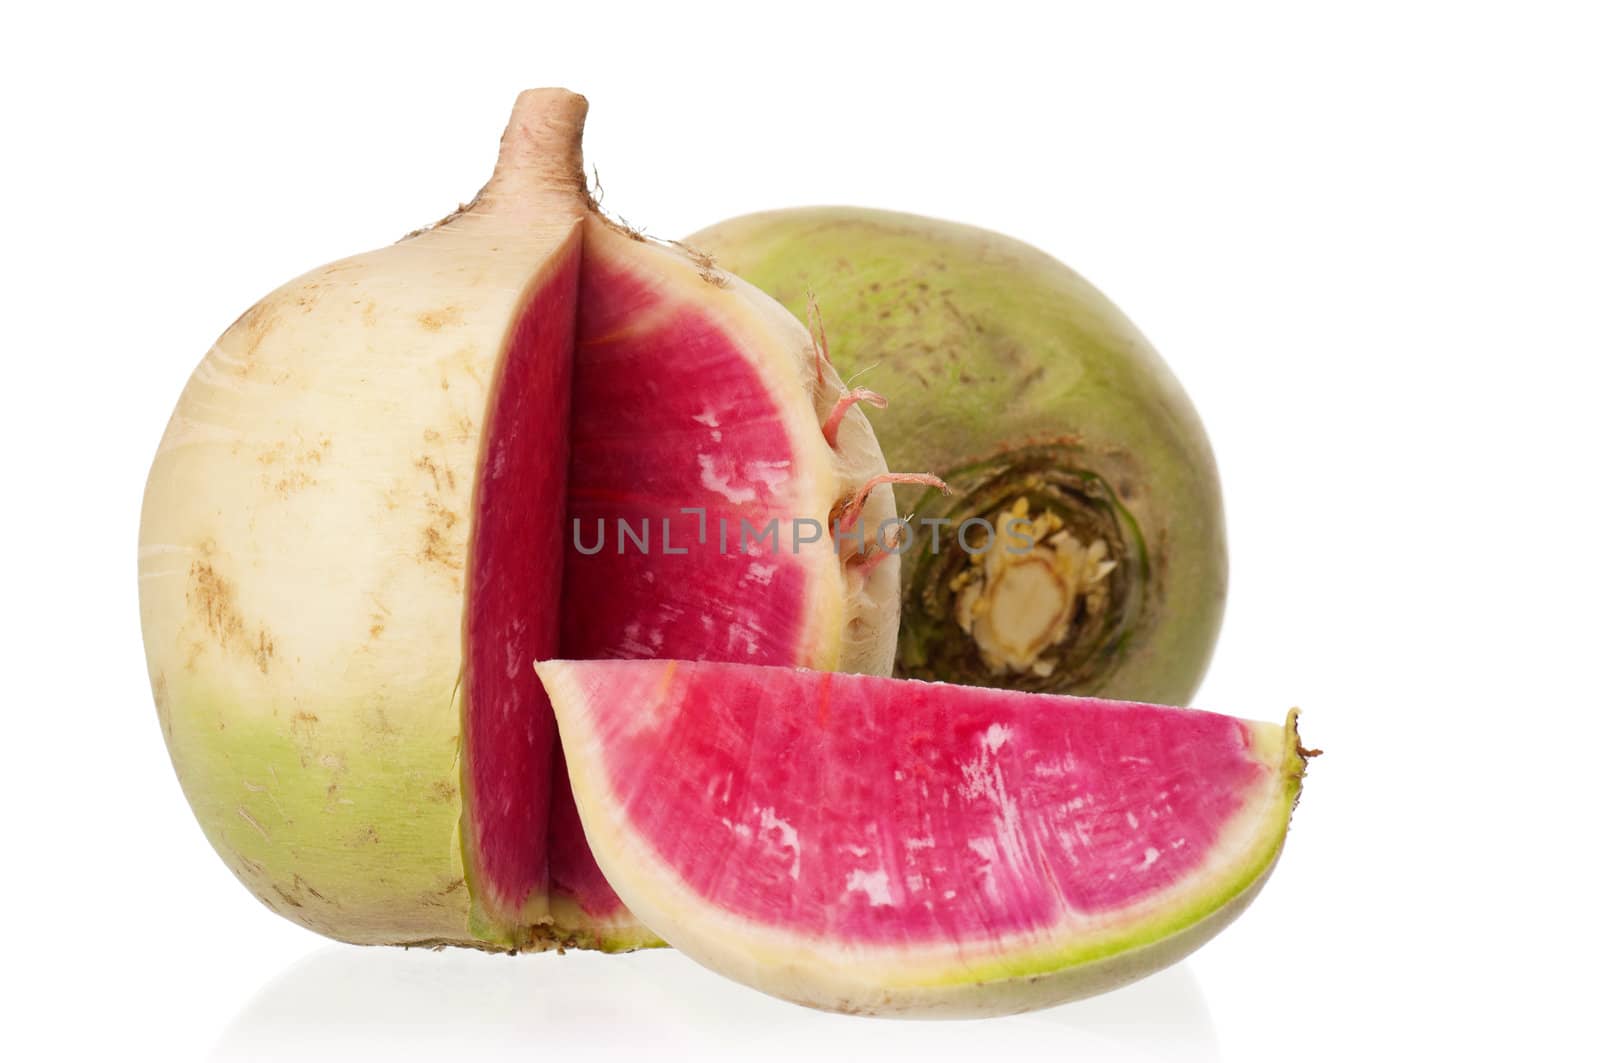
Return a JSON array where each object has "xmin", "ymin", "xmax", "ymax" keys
[
  {"xmin": 539, "ymin": 658, "xmax": 1309, "ymax": 1016},
  {"xmin": 690, "ymin": 209, "xmax": 1226, "ymax": 706},
  {"xmin": 139, "ymin": 90, "xmax": 902, "ymax": 951}
]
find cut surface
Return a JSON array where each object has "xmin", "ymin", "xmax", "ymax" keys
[
  {"xmin": 467, "ymin": 218, "xmax": 899, "ymax": 950},
  {"xmin": 549, "ymin": 222, "xmax": 853, "ymax": 943},
  {"xmin": 538, "ymin": 658, "xmax": 1306, "ymax": 1015},
  {"xmin": 562, "ymin": 229, "xmax": 840, "ymax": 672},
  {"xmin": 462, "ymin": 237, "xmax": 580, "ymax": 935}
]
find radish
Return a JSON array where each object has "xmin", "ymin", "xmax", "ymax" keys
[
  {"xmin": 139, "ymin": 90, "xmax": 904, "ymax": 951},
  {"xmin": 691, "ymin": 209, "xmax": 1227, "ymax": 706},
  {"xmin": 538, "ymin": 658, "xmax": 1310, "ymax": 1016}
]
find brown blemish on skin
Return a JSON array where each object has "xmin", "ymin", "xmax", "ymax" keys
[
  {"xmin": 228, "ymin": 300, "xmax": 277, "ymax": 342},
  {"xmin": 253, "ymin": 631, "xmax": 274, "ymax": 672},
  {"xmin": 419, "ymin": 879, "xmax": 469, "ymax": 910},
  {"xmin": 226, "ymin": 845, "xmax": 266, "ymax": 878},
  {"xmin": 224, "ymin": 301, "xmax": 282, "ymax": 377},
  {"xmin": 269, "ymin": 874, "xmax": 331, "ymax": 912},
  {"xmin": 295, "ymin": 874, "xmax": 329, "ymax": 903},
  {"xmin": 371, "ymin": 709, "xmax": 400, "ymax": 739},
  {"xmin": 418, "ymin": 306, "xmax": 465, "ymax": 331},
  {"xmin": 421, "ymin": 509, "xmax": 463, "ymax": 570},
  {"xmin": 939, "ymin": 294, "xmax": 970, "ymax": 326},
  {"xmin": 187, "ymin": 561, "xmax": 275, "ymax": 672},
  {"xmin": 294, "ymin": 283, "xmax": 326, "ymax": 314},
  {"xmin": 272, "ymin": 469, "xmax": 316, "ymax": 495},
  {"xmin": 414, "ymin": 456, "xmax": 445, "ymax": 492},
  {"xmin": 361, "ymin": 300, "xmax": 379, "ymax": 326},
  {"xmin": 257, "ymin": 436, "xmax": 331, "ymax": 496},
  {"xmin": 367, "ymin": 596, "xmax": 391, "ymax": 642},
  {"xmin": 413, "ymin": 424, "xmax": 466, "ymax": 571},
  {"xmin": 434, "ymin": 343, "xmax": 487, "ymax": 402},
  {"xmin": 271, "ymin": 883, "xmax": 304, "ymax": 908},
  {"xmin": 430, "ymin": 779, "xmax": 458, "ymax": 802}
]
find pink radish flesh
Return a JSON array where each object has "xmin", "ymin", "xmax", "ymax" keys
[
  {"xmin": 463, "ymin": 246, "xmax": 579, "ymax": 916},
  {"xmin": 550, "ymin": 250, "xmax": 830, "ymax": 921},
  {"xmin": 566, "ymin": 660, "xmax": 1268, "ymax": 939}
]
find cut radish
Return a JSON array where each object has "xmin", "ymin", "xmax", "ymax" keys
[
  {"xmin": 538, "ymin": 658, "xmax": 1308, "ymax": 1015},
  {"xmin": 139, "ymin": 90, "xmax": 900, "ymax": 951},
  {"xmin": 693, "ymin": 208, "xmax": 1230, "ymax": 707}
]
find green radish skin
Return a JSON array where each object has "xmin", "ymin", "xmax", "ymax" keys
[{"xmin": 690, "ymin": 209, "xmax": 1226, "ymax": 707}]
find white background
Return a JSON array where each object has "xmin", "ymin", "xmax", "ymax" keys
[{"xmin": 5, "ymin": 2, "xmax": 1596, "ymax": 1059}]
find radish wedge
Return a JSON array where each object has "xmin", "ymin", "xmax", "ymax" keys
[{"xmin": 537, "ymin": 659, "xmax": 1308, "ymax": 1016}]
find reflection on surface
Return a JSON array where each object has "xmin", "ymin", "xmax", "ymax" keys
[{"xmin": 214, "ymin": 945, "xmax": 1219, "ymax": 1062}]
